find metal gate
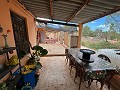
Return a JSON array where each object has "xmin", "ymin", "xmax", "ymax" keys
[{"xmin": 10, "ymin": 11, "xmax": 30, "ymax": 58}]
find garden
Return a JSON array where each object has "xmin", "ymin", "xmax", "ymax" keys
[{"xmin": 81, "ymin": 12, "xmax": 120, "ymax": 50}]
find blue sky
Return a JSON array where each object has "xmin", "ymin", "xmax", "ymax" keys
[
  {"xmin": 84, "ymin": 11, "xmax": 120, "ymax": 31},
  {"xmin": 84, "ymin": 16, "xmax": 107, "ymax": 31}
]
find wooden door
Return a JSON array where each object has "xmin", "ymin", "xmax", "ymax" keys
[{"xmin": 10, "ymin": 11, "xmax": 30, "ymax": 58}]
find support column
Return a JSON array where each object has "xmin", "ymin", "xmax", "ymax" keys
[
  {"xmin": 64, "ymin": 32, "xmax": 68, "ymax": 46},
  {"xmin": 77, "ymin": 23, "xmax": 83, "ymax": 48}
]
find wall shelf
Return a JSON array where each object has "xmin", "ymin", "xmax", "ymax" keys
[
  {"xmin": 0, "ymin": 47, "xmax": 21, "ymax": 89},
  {"xmin": 0, "ymin": 47, "xmax": 16, "ymax": 55},
  {"xmin": 0, "ymin": 64, "xmax": 18, "ymax": 79},
  {"xmin": 6, "ymin": 74, "xmax": 22, "ymax": 90}
]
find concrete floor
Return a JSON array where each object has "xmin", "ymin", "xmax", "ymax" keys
[{"xmin": 34, "ymin": 43, "xmax": 116, "ymax": 90}]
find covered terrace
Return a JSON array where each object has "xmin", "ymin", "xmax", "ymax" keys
[
  {"xmin": 20, "ymin": 0, "xmax": 120, "ymax": 48},
  {"xmin": 0, "ymin": 0, "xmax": 120, "ymax": 90}
]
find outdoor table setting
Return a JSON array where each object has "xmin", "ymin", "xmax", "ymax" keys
[{"xmin": 68, "ymin": 48, "xmax": 119, "ymax": 90}]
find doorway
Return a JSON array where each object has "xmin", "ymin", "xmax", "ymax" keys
[{"xmin": 10, "ymin": 11, "xmax": 30, "ymax": 58}]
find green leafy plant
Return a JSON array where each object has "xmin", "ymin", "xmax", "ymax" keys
[
  {"xmin": 0, "ymin": 82, "xmax": 7, "ymax": 90},
  {"xmin": 27, "ymin": 45, "xmax": 48, "ymax": 69},
  {"xmin": 32, "ymin": 45, "xmax": 48, "ymax": 57}
]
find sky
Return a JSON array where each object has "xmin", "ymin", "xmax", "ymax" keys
[
  {"xmin": 84, "ymin": 11, "xmax": 120, "ymax": 31},
  {"xmin": 84, "ymin": 16, "xmax": 107, "ymax": 31}
]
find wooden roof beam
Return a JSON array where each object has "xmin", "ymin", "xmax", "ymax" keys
[
  {"xmin": 66, "ymin": 0, "xmax": 91, "ymax": 22},
  {"xmin": 82, "ymin": 7, "xmax": 120, "ymax": 24},
  {"xmin": 50, "ymin": 0, "xmax": 53, "ymax": 20},
  {"xmin": 36, "ymin": 19, "xmax": 78, "ymax": 27}
]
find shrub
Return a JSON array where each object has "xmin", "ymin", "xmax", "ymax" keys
[{"xmin": 81, "ymin": 40, "xmax": 120, "ymax": 50}]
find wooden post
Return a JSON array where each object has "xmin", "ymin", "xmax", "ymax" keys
[
  {"xmin": 64, "ymin": 32, "xmax": 68, "ymax": 46},
  {"xmin": 78, "ymin": 23, "xmax": 83, "ymax": 48}
]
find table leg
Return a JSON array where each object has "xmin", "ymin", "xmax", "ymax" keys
[
  {"xmin": 78, "ymin": 69, "xmax": 84, "ymax": 90},
  {"xmin": 78, "ymin": 74, "xmax": 82, "ymax": 90},
  {"xmin": 74, "ymin": 72, "xmax": 77, "ymax": 83},
  {"xmin": 100, "ymin": 82, "xmax": 104, "ymax": 90},
  {"xmin": 88, "ymin": 79, "xmax": 93, "ymax": 90},
  {"xmin": 74, "ymin": 62, "xmax": 78, "ymax": 83},
  {"xmin": 100, "ymin": 75, "xmax": 109, "ymax": 90}
]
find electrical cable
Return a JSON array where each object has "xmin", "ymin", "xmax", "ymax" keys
[{"xmin": 109, "ymin": 14, "xmax": 120, "ymax": 32}]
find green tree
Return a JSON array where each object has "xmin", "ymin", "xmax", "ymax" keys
[
  {"xmin": 105, "ymin": 11, "xmax": 120, "ymax": 40},
  {"xmin": 102, "ymin": 31, "xmax": 109, "ymax": 42},
  {"xmin": 94, "ymin": 29, "xmax": 102, "ymax": 37},
  {"xmin": 94, "ymin": 28, "xmax": 109, "ymax": 42},
  {"xmin": 82, "ymin": 26, "xmax": 93, "ymax": 37}
]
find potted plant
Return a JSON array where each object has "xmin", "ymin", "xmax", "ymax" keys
[
  {"xmin": 21, "ymin": 45, "xmax": 48, "ymax": 87},
  {"xmin": 26, "ymin": 45, "xmax": 48, "ymax": 70}
]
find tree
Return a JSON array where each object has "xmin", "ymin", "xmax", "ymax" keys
[
  {"xmin": 82, "ymin": 26, "xmax": 93, "ymax": 37},
  {"xmin": 94, "ymin": 28, "xmax": 109, "ymax": 42},
  {"xmin": 94, "ymin": 29, "xmax": 103, "ymax": 37},
  {"xmin": 102, "ymin": 31, "xmax": 109, "ymax": 42},
  {"xmin": 105, "ymin": 11, "xmax": 120, "ymax": 41}
]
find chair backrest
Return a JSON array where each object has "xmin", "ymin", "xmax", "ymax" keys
[{"xmin": 98, "ymin": 54, "xmax": 111, "ymax": 63}]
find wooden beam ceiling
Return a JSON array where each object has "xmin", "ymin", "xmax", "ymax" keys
[
  {"xmin": 82, "ymin": 7, "xmax": 120, "ymax": 24},
  {"xmin": 20, "ymin": 0, "xmax": 120, "ymax": 24},
  {"xmin": 50, "ymin": 0, "xmax": 53, "ymax": 20},
  {"xmin": 66, "ymin": 0, "xmax": 91, "ymax": 22},
  {"xmin": 36, "ymin": 19, "xmax": 78, "ymax": 27}
]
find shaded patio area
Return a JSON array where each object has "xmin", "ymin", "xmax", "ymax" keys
[
  {"xmin": 34, "ymin": 43, "xmax": 116, "ymax": 90},
  {"xmin": 0, "ymin": 0, "xmax": 120, "ymax": 89}
]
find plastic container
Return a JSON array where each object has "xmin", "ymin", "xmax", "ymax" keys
[{"xmin": 21, "ymin": 86, "xmax": 32, "ymax": 90}]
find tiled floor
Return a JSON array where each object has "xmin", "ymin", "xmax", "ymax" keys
[{"xmin": 34, "ymin": 43, "xmax": 116, "ymax": 90}]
